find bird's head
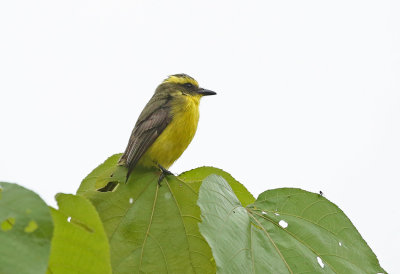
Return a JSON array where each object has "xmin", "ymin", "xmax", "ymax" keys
[{"xmin": 156, "ymin": 74, "xmax": 216, "ymax": 99}]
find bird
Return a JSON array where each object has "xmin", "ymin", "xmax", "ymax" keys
[{"xmin": 118, "ymin": 73, "xmax": 216, "ymax": 184}]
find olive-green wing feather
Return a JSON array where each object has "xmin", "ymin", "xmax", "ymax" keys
[{"xmin": 119, "ymin": 95, "xmax": 172, "ymax": 176}]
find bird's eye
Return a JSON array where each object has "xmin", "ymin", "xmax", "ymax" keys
[{"xmin": 183, "ymin": 83, "xmax": 194, "ymax": 88}]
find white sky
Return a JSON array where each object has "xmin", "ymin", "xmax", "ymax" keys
[{"xmin": 1, "ymin": 0, "xmax": 399, "ymax": 272}]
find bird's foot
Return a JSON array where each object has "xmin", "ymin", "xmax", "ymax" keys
[{"xmin": 157, "ymin": 164, "xmax": 173, "ymax": 186}]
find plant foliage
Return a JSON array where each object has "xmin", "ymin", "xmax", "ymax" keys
[
  {"xmin": 0, "ymin": 182, "xmax": 53, "ymax": 274},
  {"xmin": 0, "ymin": 155, "xmax": 387, "ymax": 273},
  {"xmin": 197, "ymin": 175, "xmax": 386, "ymax": 274},
  {"xmin": 47, "ymin": 194, "xmax": 111, "ymax": 274}
]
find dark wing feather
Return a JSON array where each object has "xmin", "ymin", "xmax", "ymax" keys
[{"xmin": 119, "ymin": 96, "xmax": 172, "ymax": 176}]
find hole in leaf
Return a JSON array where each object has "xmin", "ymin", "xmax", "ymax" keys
[
  {"xmin": 129, "ymin": 198, "xmax": 134, "ymax": 204},
  {"xmin": 278, "ymin": 220, "xmax": 288, "ymax": 228},
  {"xmin": 67, "ymin": 217, "xmax": 71, "ymax": 222},
  {"xmin": 1, "ymin": 217, "xmax": 15, "ymax": 231},
  {"xmin": 317, "ymin": 257, "xmax": 324, "ymax": 268},
  {"xmin": 97, "ymin": 181, "xmax": 118, "ymax": 192},
  {"xmin": 274, "ymin": 212, "xmax": 280, "ymax": 216},
  {"xmin": 261, "ymin": 211, "xmax": 267, "ymax": 215},
  {"xmin": 339, "ymin": 242, "xmax": 342, "ymax": 246},
  {"xmin": 24, "ymin": 220, "xmax": 38, "ymax": 233}
]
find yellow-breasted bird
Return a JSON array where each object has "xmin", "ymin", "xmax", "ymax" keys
[{"xmin": 118, "ymin": 73, "xmax": 216, "ymax": 183}]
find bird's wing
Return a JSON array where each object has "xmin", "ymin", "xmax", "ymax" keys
[{"xmin": 119, "ymin": 99, "xmax": 172, "ymax": 176}]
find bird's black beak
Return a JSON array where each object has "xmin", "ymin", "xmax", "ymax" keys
[{"xmin": 197, "ymin": 88, "xmax": 217, "ymax": 96}]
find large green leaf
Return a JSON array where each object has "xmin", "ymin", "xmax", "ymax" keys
[
  {"xmin": 81, "ymin": 168, "xmax": 215, "ymax": 273},
  {"xmin": 77, "ymin": 155, "xmax": 259, "ymax": 273},
  {"xmin": 198, "ymin": 175, "xmax": 387, "ymax": 274},
  {"xmin": 47, "ymin": 194, "xmax": 112, "ymax": 274},
  {"xmin": 0, "ymin": 182, "xmax": 53, "ymax": 274},
  {"xmin": 179, "ymin": 166, "xmax": 255, "ymax": 207}
]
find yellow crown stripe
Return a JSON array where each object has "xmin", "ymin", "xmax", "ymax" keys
[{"xmin": 163, "ymin": 74, "xmax": 199, "ymax": 87}]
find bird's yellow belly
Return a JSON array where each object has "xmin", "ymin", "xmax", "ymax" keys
[{"xmin": 139, "ymin": 96, "xmax": 200, "ymax": 168}]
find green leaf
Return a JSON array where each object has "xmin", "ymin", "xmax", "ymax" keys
[
  {"xmin": 47, "ymin": 194, "xmax": 112, "ymax": 274},
  {"xmin": 82, "ymin": 168, "xmax": 215, "ymax": 274},
  {"xmin": 77, "ymin": 153, "xmax": 123, "ymax": 194},
  {"xmin": 198, "ymin": 175, "xmax": 387, "ymax": 274},
  {"xmin": 0, "ymin": 182, "xmax": 53, "ymax": 274},
  {"xmin": 179, "ymin": 166, "xmax": 255, "ymax": 207}
]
